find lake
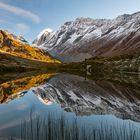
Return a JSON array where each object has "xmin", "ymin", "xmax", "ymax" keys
[{"xmin": 0, "ymin": 71, "xmax": 140, "ymax": 140}]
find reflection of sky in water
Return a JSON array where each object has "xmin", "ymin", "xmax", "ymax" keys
[{"xmin": 0, "ymin": 90, "xmax": 140, "ymax": 139}]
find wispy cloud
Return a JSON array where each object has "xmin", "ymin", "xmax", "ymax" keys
[
  {"xmin": 16, "ymin": 23, "xmax": 30, "ymax": 35},
  {"xmin": 0, "ymin": 2, "xmax": 40, "ymax": 24}
]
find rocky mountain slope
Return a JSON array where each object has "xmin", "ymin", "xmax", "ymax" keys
[
  {"xmin": 33, "ymin": 12, "xmax": 140, "ymax": 62},
  {"xmin": 10, "ymin": 33, "xmax": 28, "ymax": 44},
  {"xmin": 1, "ymin": 29, "xmax": 29, "ymax": 44},
  {"xmin": 0, "ymin": 30, "xmax": 60, "ymax": 63}
]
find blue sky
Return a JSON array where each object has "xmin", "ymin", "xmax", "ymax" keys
[{"xmin": 0, "ymin": 0, "xmax": 140, "ymax": 43}]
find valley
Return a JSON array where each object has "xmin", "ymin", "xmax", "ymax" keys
[
  {"xmin": 0, "ymin": 9, "xmax": 140, "ymax": 140},
  {"xmin": 1, "ymin": 12, "xmax": 140, "ymax": 74}
]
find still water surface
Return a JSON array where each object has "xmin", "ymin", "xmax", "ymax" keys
[{"xmin": 0, "ymin": 72, "xmax": 140, "ymax": 140}]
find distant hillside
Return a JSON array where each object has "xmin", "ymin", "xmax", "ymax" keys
[{"xmin": 86, "ymin": 52, "xmax": 140, "ymax": 73}]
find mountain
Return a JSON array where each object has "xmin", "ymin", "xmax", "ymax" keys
[
  {"xmin": 1, "ymin": 30, "xmax": 29, "ymax": 44},
  {"xmin": 33, "ymin": 12, "xmax": 140, "ymax": 62},
  {"xmin": 0, "ymin": 30, "xmax": 60, "ymax": 63},
  {"xmin": 10, "ymin": 33, "xmax": 29, "ymax": 44}
]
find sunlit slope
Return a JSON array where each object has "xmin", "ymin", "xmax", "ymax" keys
[{"xmin": 0, "ymin": 30, "xmax": 60, "ymax": 63}]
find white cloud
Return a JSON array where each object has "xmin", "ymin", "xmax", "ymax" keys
[
  {"xmin": 16, "ymin": 23, "xmax": 30, "ymax": 35},
  {"xmin": 0, "ymin": 2, "xmax": 40, "ymax": 24}
]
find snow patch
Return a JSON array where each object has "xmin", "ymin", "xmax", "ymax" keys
[
  {"xmin": 92, "ymin": 28, "xmax": 102, "ymax": 37},
  {"xmin": 37, "ymin": 28, "xmax": 53, "ymax": 39},
  {"xmin": 68, "ymin": 33, "xmax": 80, "ymax": 43}
]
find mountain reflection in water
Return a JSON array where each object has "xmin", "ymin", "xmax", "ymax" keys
[
  {"xmin": 0, "ymin": 72, "xmax": 140, "ymax": 140},
  {"xmin": 0, "ymin": 72, "xmax": 56, "ymax": 103}
]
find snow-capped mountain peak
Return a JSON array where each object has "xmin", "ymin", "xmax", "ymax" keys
[
  {"xmin": 32, "ymin": 28, "xmax": 54, "ymax": 47},
  {"xmin": 37, "ymin": 28, "xmax": 53, "ymax": 39}
]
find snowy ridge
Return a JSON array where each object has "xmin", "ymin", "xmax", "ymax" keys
[
  {"xmin": 33, "ymin": 12, "xmax": 140, "ymax": 62},
  {"xmin": 37, "ymin": 28, "xmax": 53, "ymax": 39}
]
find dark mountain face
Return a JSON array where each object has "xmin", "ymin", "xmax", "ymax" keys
[{"xmin": 33, "ymin": 12, "xmax": 140, "ymax": 62}]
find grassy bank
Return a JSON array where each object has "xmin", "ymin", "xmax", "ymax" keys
[{"xmin": 0, "ymin": 52, "xmax": 61, "ymax": 73}]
